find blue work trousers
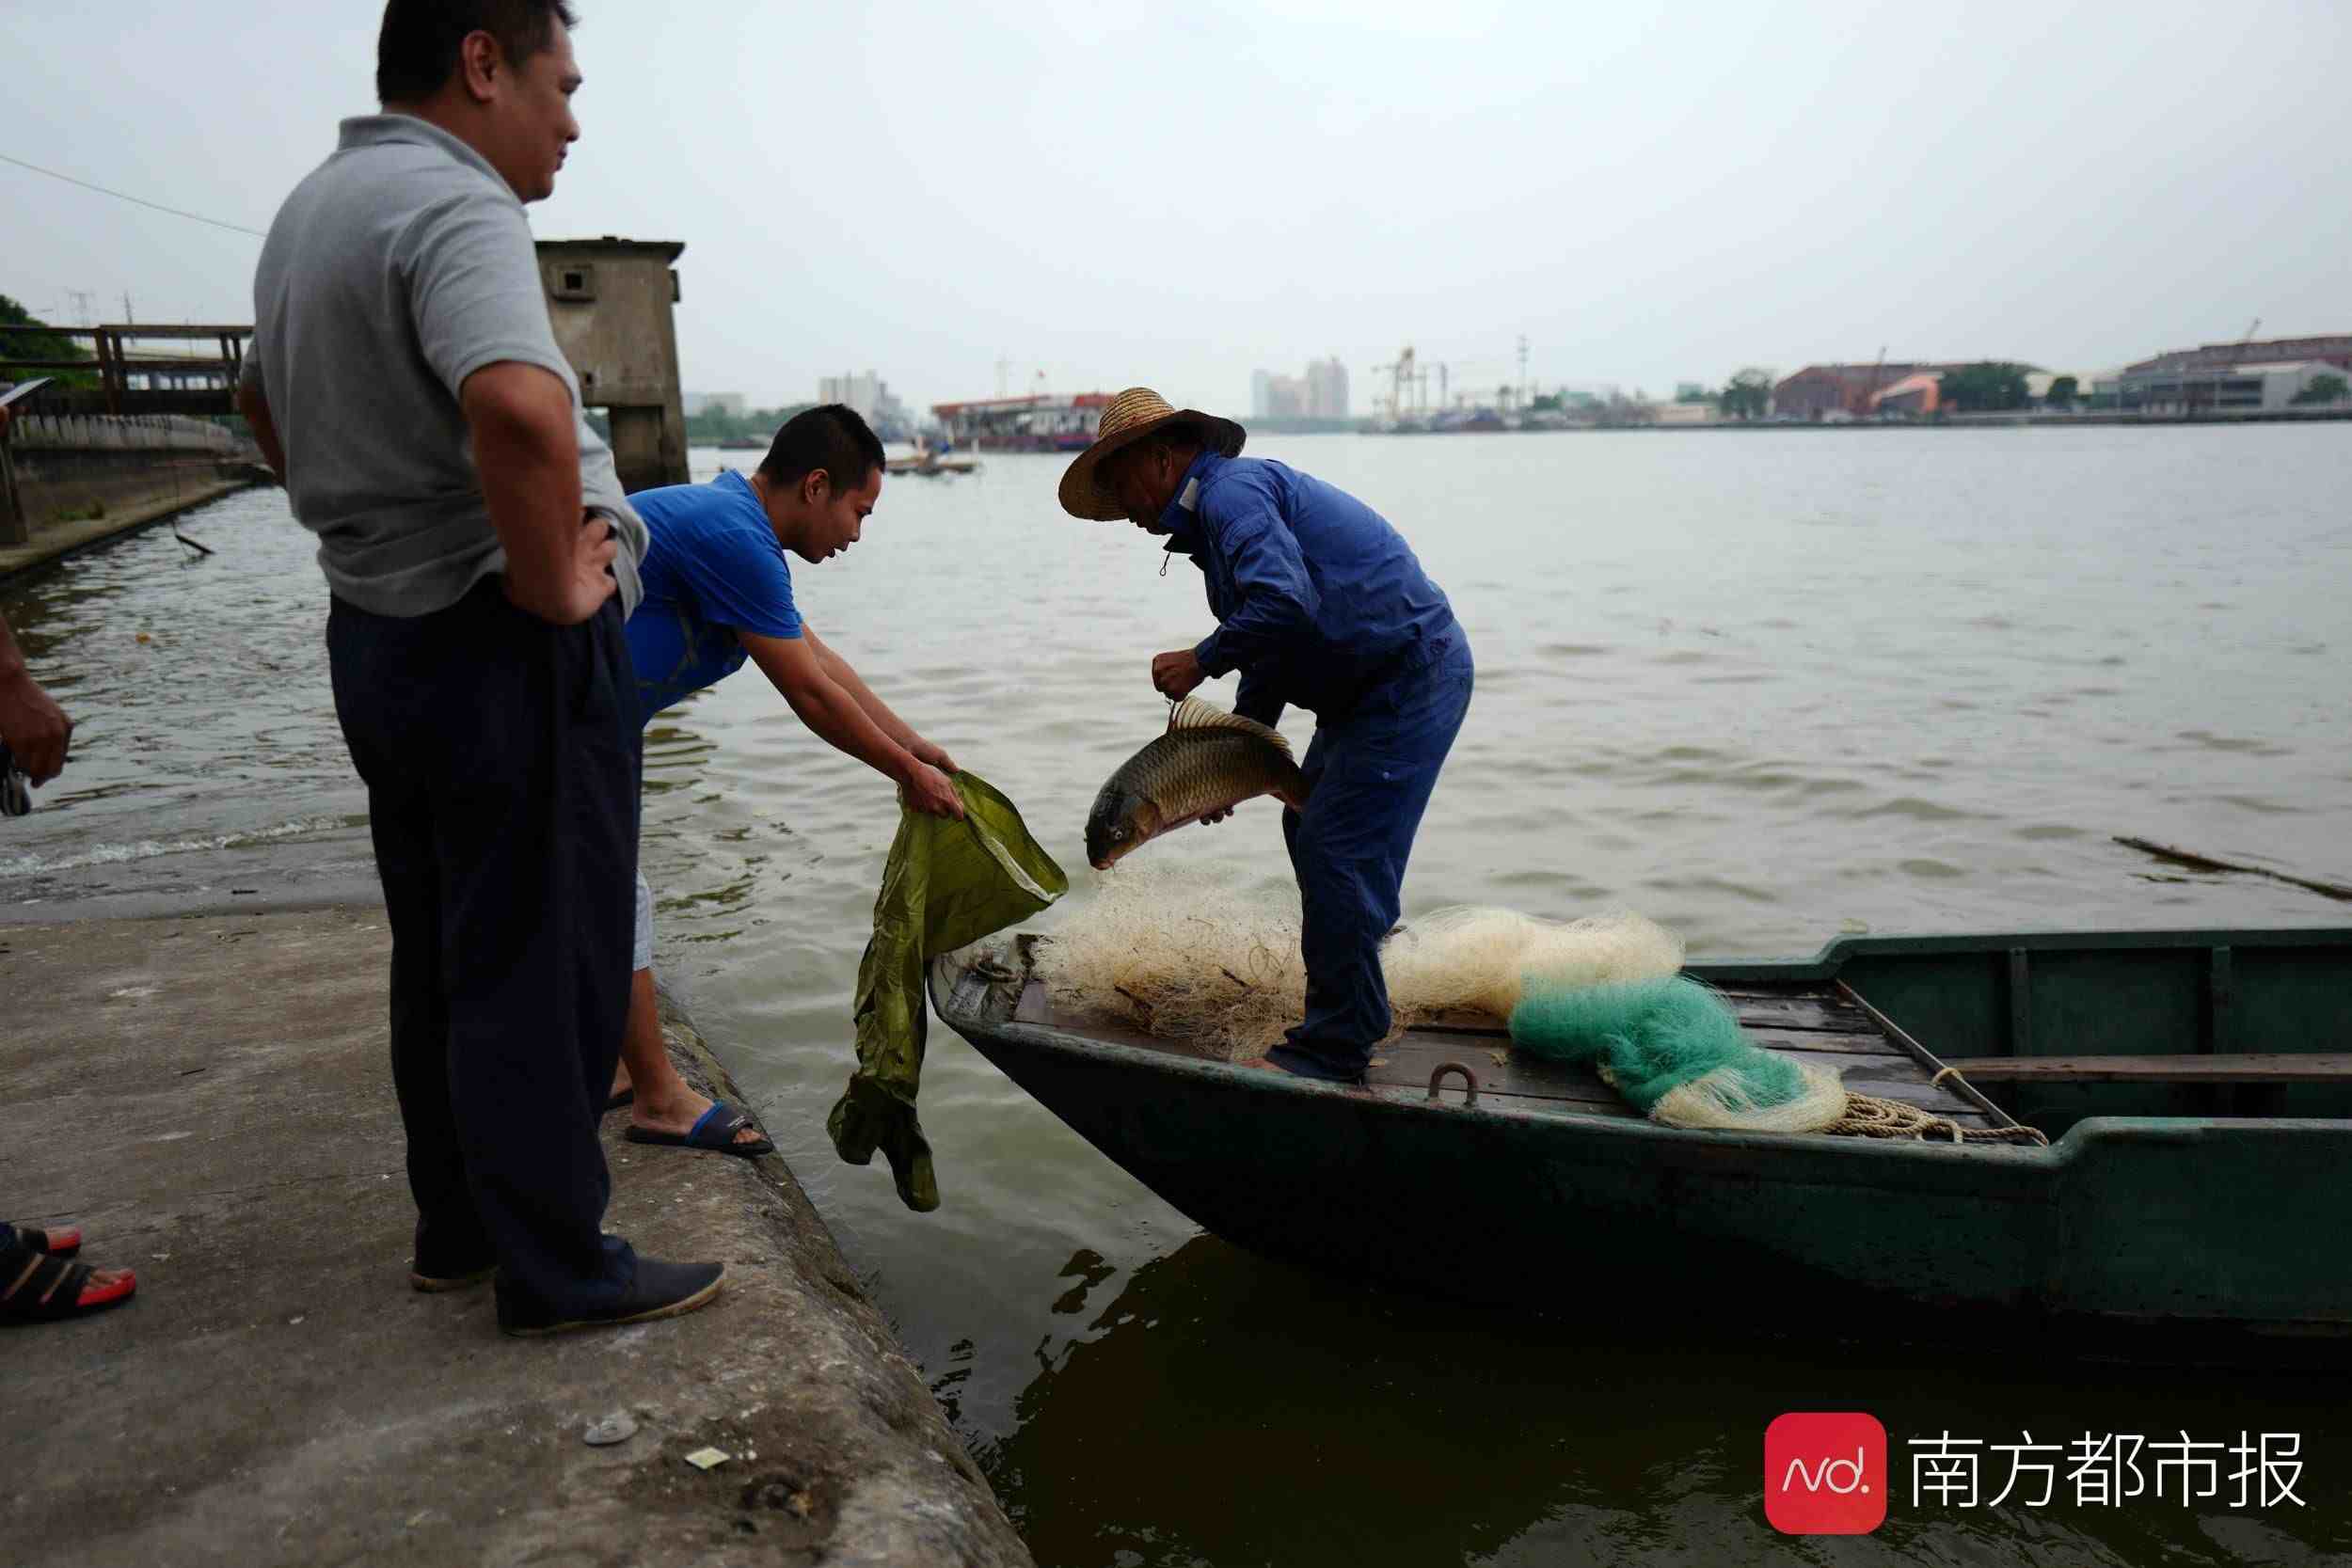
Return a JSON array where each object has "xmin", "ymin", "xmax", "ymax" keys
[{"xmin": 1279, "ymin": 634, "xmax": 1474, "ymax": 1072}]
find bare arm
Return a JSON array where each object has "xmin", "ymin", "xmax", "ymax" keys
[
  {"xmin": 740, "ymin": 631, "xmax": 963, "ymax": 818},
  {"xmin": 234, "ymin": 381, "xmax": 287, "ymax": 482},
  {"xmin": 459, "ymin": 362, "xmax": 614, "ymax": 626},
  {"xmin": 0, "ymin": 608, "xmax": 72, "ymax": 784},
  {"xmin": 802, "ymin": 624, "xmax": 954, "ymax": 770}
]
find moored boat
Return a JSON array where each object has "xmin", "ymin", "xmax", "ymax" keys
[
  {"xmin": 930, "ymin": 925, "xmax": 2352, "ymax": 1351},
  {"xmin": 929, "ymin": 391, "xmax": 1111, "ymax": 452}
]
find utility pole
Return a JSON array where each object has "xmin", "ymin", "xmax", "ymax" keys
[
  {"xmin": 1516, "ymin": 334, "xmax": 1529, "ymax": 414},
  {"xmin": 65, "ymin": 288, "xmax": 95, "ymax": 325}
]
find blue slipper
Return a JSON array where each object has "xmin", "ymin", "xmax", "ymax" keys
[{"xmin": 623, "ymin": 1101, "xmax": 774, "ymax": 1160}]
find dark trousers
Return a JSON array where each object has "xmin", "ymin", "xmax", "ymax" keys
[
  {"xmin": 327, "ymin": 580, "xmax": 639, "ymax": 1315},
  {"xmin": 1282, "ymin": 634, "xmax": 1475, "ymax": 1069}
]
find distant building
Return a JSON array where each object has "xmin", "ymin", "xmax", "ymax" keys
[
  {"xmin": 1772, "ymin": 363, "xmax": 1962, "ymax": 420},
  {"xmin": 2110, "ymin": 359, "xmax": 2346, "ymax": 415},
  {"xmin": 816, "ymin": 372, "xmax": 913, "ymax": 436},
  {"xmin": 818, "ymin": 372, "xmax": 882, "ymax": 419},
  {"xmin": 1305, "ymin": 357, "xmax": 1349, "ymax": 420},
  {"xmin": 1251, "ymin": 359, "xmax": 1346, "ymax": 420},
  {"xmin": 1869, "ymin": 372, "xmax": 1944, "ymax": 418},
  {"xmin": 1674, "ymin": 382, "xmax": 1708, "ymax": 404},
  {"xmin": 682, "ymin": 391, "xmax": 745, "ymax": 418},
  {"xmin": 2099, "ymin": 334, "xmax": 2349, "ymax": 415},
  {"xmin": 2122, "ymin": 334, "xmax": 2351, "ymax": 377},
  {"xmin": 1653, "ymin": 401, "xmax": 1719, "ymax": 425}
]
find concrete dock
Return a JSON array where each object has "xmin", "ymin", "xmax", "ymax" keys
[
  {"xmin": 1, "ymin": 405, "xmax": 263, "ymax": 575},
  {"xmin": 0, "ymin": 477, "xmax": 257, "ymax": 583},
  {"xmin": 0, "ymin": 903, "xmax": 1033, "ymax": 1567}
]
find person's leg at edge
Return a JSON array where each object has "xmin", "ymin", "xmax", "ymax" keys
[
  {"xmin": 495, "ymin": 592, "xmax": 721, "ymax": 1330},
  {"xmin": 390, "ymin": 585, "xmax": 630, "ymax": 1319},
  {"xmin": 609, "ymin": 878, "xmax": 764, "ymax": 1147},
  {"xmin": 327, "ymin": 596, "xmax": 491, "ymax": 1282},
  {"xmin": 1274, "ymin": 640, "xmax": 1475, "ymax": 1082},
  {"xmin": 1277, "ymin": 756, "xmax": 1399, "ymax": 1082}
]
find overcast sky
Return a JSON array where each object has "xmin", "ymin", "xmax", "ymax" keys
[{"xmin": 6, "ymin": 1, "xmax": 2345, "ymax": 414}]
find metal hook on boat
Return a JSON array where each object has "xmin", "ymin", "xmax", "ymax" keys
[{"xmin": 1426, "ymin": 1061, "xmax": 1479, "ymax": 1107}]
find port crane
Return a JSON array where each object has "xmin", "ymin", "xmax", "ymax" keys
[
  {"xmin": 1370, "ymin": 345, "xmax": 1421, "ymax": 421},
  {"xmin": 1369, "ymin": 345, "xmax": 1518, "ymax": 420}
]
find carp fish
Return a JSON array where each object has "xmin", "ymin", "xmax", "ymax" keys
[{"xmin": 1085, "ymin": 697, "xmax": 1310, "ymax": 869}]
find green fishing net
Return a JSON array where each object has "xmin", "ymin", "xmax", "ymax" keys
[
  {"xmin": 828, "ymin": 772, "xmax": 1067, "ymax": 1211},
  {"xmin": 1510, "ymin": 974, "xmax": 1840, "ymax": 1131}
]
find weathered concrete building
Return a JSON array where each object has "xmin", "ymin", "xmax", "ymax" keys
[{"xmin": 536, "ymin": 238, "xmax": 690, "ymax": 493}]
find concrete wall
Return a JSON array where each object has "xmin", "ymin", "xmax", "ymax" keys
[{"xmin": 3, "ymin": 412, "xmax": 257, "ymax": 539}]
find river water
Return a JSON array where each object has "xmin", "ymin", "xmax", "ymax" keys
[{"xmin": 5, "ymin": 427, "xmax": 2348, "ymax": 1564}]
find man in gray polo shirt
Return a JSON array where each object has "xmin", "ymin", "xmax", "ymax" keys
[{"xmin": 238, "ymin": 0, "xmax": 721, "ymax": 1336}]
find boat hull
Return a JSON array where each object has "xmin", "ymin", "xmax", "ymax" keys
[{"xmin": 930, "ymin": 945, "xmax": 2352, "ymax": 1348}]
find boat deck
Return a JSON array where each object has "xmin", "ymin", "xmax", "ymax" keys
[{"xmin": 1009, "ymin": 976, "xmax": 2013, "ymax": 1131}]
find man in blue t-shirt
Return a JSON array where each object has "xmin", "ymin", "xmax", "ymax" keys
[{"xmin": 611, "ymin": 405, "xmax": 964, "ymax": 1155}]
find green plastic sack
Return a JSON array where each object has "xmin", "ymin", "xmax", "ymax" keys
[{"xmin": 827, "ymin": 772, "xmax": 1066, "ymax": 1211}]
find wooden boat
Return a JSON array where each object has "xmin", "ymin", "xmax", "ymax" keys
[
  {"xmin": 930, "ymin": 926, "xmax": 2352, "ymax": 1349},
  {"xmin": 885, "ymin": 454, "xmax": 979, "ymax": 476}
]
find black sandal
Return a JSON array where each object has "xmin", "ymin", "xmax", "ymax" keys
[
  {"xmin": 2, "ymin": 1241, "xmax": 136, "ymax": 1323},
  {"xmin": 9, "ymin": 1224, "xmax": 82, "ymax": 1259}
]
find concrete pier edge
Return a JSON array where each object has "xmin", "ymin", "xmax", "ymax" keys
[
  {"xmin": 0, "ymin": 477, "xmax": 261, "ymax": 588},
  {"xmin": 0, "ymin": 901, "xmax": 1034, "ymax": 1567}
]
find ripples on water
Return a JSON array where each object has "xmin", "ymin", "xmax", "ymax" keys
[{"xmin": 6, "ymin": 428, "xmax": 2350, "ymax": 1565}]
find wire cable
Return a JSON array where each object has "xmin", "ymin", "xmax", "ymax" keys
[{"xmin": 0, "ymin": 151, "xmax": 267, "ymax": 239}]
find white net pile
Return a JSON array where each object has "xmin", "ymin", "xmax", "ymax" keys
[{"xmin": 1027, "ymin": 865, "xmax": 1684, "ymax": 1057}]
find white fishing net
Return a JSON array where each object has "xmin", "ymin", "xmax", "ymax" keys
[{"xmin": 1027, "ymin": 864, "xmax": 1684, "ymax": 1057}]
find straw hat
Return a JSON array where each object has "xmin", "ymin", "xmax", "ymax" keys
[{"xmin": 1057, "ymin": 387, "xmax": 1246, "ymax": 520}]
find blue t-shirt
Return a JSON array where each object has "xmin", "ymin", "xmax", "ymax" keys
[{"xmin": 624, "ymin": 470, "xmax": 803, "ymax": 727}]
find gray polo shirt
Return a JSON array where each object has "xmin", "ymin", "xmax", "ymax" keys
[{"xmin": 244, "ymin": 114, "xmax": 645, "ymax": 618}]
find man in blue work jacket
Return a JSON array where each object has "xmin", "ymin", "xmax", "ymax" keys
[{"xmin": 1059, "ymin": 387, "xmax": 1473, "ymax": 1085}]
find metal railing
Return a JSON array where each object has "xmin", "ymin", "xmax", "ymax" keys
[{"xmin": 0, "ymin": 323, "xmax": 252, "ymax": 418}]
